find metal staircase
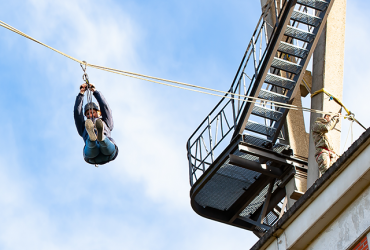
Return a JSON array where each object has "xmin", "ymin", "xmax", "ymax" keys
[{"xmin": 186, "ymin": 0, "xmax": 334, "ymax": 237}]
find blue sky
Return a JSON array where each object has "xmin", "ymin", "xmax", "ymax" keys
[{"xmin": 0, "ymin": 0, "xmax": 369, "ymax": 249}]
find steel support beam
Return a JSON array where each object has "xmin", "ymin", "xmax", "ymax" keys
[
  {"xmin": 229, "ymin": 154, "xmax": 283, "ymax": 178},
  {"xmin": 249, "ymin": 186, "xmax": 286, "ymax": 221},
  {"xmin": 226, "ymin": 175, "xmax": 273, "ymax": 223},
  {"xmin": 258, "ymin": 179, "xmax": 275, "ymax": 224},
  {"xmin": 238, "ymin": 142, "xmax": 306, "ymax": 167}
]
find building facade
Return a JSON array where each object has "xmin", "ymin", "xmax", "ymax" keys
[{"xmin": 250, "ymin": 128, "xmax": 370, "ymax": 250}]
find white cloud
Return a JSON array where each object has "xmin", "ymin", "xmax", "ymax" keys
[
  {"xmin": 0, "ymin": 0, "xmax": 305, "ymax": 249},
  {"xmin": 20, "ymin": 0, "xmax": 192, "ymax": 207}
]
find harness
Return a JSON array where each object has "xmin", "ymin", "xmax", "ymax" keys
[{"xmin": 315, "ymin": 147, "xmax": 338, "ymax": 161}]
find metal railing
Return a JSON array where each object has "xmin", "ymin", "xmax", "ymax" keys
[{"xmin": 186, "ymin": 0, "xmax": 291, "ymax": 186}]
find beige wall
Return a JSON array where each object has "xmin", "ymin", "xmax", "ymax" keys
[
  {"xmin": 307, "ymin": 0, "xmax": 347, "ymax": 187},
  {"xmin": 307, "ymin": 185, "xmax": 370, "ymax": 250}
]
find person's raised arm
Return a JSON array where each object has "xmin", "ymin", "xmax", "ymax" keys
[
  {"xmin": 312, "ymin": 115, "xmax": 340, "ymax": 134},
  {"xmin": 326, "ymin": 115, "xmax": 340, "ymax": 131},
  {"xmin": 93, "ymin": 90, "xmax": 114, "ymax": 130},
  {"xmin": 74, "ymin": 84, "xmax": 86, "ymax": 136}
]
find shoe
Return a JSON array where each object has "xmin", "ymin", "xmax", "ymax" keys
[
  {"xmin": 85, "ymin": 119, "xmax": 97, "ymax": 141},
  {"xmin": 95, "ymin": 119, "xmax": 105, "ymax": 142}
]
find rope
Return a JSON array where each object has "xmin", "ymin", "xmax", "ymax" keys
[
  {"xmin": 80, "ymin": 63, "xmax": 99, "ymax": 168},
  {"xmin": 88, "ymin": 64, "xmax": 334, "ymax": 115},
  {"xmin": 0, "ymin": 20, "xmax": 83, "ymax": 64},
  {"xmin": 342, "ymin": 120, "xmax": 354, "ymax": 154},
  {"xmin": 0, "ymin": 20, "xmax": 359, "ymax": 119},
  {"xmin": 82, "ymin": 69, "xmax": 94, "ymax": 122},
  {"xmin": 311, "ymin": 88, "xmax": 366, "ymax": 130},
  {"xmin": 311, "ymin": 88, "xmax": 350, "ymax": 114},
  {"xmin": 88, "ymin": 62, "xmax": 346, "ymax": 116}
]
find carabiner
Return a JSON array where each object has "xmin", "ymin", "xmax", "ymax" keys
[
  {"xmin": 80, "ymin": 61, "xmax": 90, "ymax": 85},
  {"xmin": 347, "ymin": 112, "xmax": 355, "ymax": 122},
  {"xmin": 83, "ymin": 73, "xmax": 90, "ymax": 85},
  {"xmin": 80, "ymin": 61, "xmax": 87, "ymax": 73}
]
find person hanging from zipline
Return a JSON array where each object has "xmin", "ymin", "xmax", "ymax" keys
[
  {"xmin": 311, "ymin": 113, "xmax": 341, "ymax": 176},
  {"xmin": 74, "ymin": 83, "xmax": 118, "ymax": 165}
]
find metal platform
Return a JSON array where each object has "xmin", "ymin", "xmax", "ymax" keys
[{"xmin": 190, "ymin": 135, "xmax": 307, "ymax": 235}]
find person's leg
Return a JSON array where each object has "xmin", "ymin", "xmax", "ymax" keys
[
  {"xmin": 316, "ymin": 151, "xmax": 330, "ymax": 176},
  {"xmin": 84, "ymin": 119, "xmax": 100, "ymax": 159},
  {"xmin": 85, "ymin": 119, "xmax": 97, "ymax": 141},
  {"xmin": 84, "ymin": 136, "xmax": 100, "ymax": 158},
  {"xmin": 95, "ymin": 119, "xmax": 105, "ymax": 142},
  {"xmin": 99, "ymin": 137, "xmax": 117, "ymax": 156},
  {"xmin": 91, "ymin": 152, "xmax": 115, "ymax": 164},
  {"xmin": 329, "ymin": 153, "xmax": 339, "ymax": 167},
  {"xmin": 95, "ymin": 118, "xmax": 116, "ymax": 156}
]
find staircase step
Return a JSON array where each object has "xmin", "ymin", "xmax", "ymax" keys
[
  {"xmin": 278, "ymin": 42, "xmax": 309, "ymax": 59},
  {"xmin": 252, "ymin": 106, "xmax": 283, "ymax": 121},
  {"xmin": 291, "ymin": 10, "xmax": 322, "ymax": 27},
  {"xmin": 285, "ymin": 26, "xmax": 315, "ymax": 43},
  {"xmin": 245, "ymin": 121, "xmax": 276, "ymax": 137},
  {"xmin": 297, "ymin": 0, "xmax": 329, "ymax": 11},
  {"xmin": 271, "ymin": 57, "xmax": 302, "ymax": 74},
  {"xmin": 242, "ymin": 134, "xmax": 287, "ymax": 153},
  {"xmin": 243, "ymin": 134, "xmax": 272, "ymax": 147},
  {"xmin": 264, "ymin": 73, "xmax": 296, "ymax": 90},
  {"xmin": 258, "ymin": 89, "xmax": 289, "ymax": 103}
]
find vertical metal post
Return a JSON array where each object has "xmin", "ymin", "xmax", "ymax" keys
[
  {"xmin": 252, "ymin": 36, "xmax": 258, "ymax": 77},
  {"xmin": 199, "ymin": 137, "xmax": 205, "ymax": 171},
  {"xmin": 238, "ymin": 79, "xmax": 241, "ymax": 112},
  {"xmin": 231, "ymin": 87, "xmax": 237, "ymax": 127},
  {"xmin": 215, "ymin": 115, "xmax": 220, "ymax": 147},
  {"xmin": 259, "ymin": 27, "xmax": 263, "ymax": 62},
  {"xmin": 208, "ymin": 116, "xmax": 215, "ymax": 162},
  {"xmin": 274, "ymin": 0, "xmax": 279, "ymax": 27},
  {"xmin": 220, "ymin": 112, "xmax": 224, "ymax": 137},
  {"xmin": 194, "ymin": 139, "xmax": 199, "ymax": 168},
  {"xmin": 263, "ymin": 22, "xmax": 269, "ymax": 46},
  {"xmin": 187, "ymin": 141, "xmax": 194, "ymax": 186},
  {"xmin": 279, "ymin": 195, "xmax": 288, "ymax": 219},
  {"xmin": 243, "ymin": 74, "xmax": 247, "ymax": 95}
]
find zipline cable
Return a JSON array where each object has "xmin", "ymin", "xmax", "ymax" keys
[
  {"xmin": 1, "ymin": 20, "xmax": 286, "ymax": 105},
  {"xmin": 0, "ymin": 20, "xmax": 362, "ymax": 121},
  {"xmin": 86, "ymin": 64, "xmax": 338, "ymax": 116},
  {"xmin": 87, "ymin": 63, "xmax": 341, "ymax": 116},
  {"xmin": 0, "ymin": 20, "xmax": 83, "ymax": 64},
  {"xmin": 0, "ymin": 20, "xmax": 342, "ymax": 115}
]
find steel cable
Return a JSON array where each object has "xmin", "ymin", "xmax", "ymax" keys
[{"xmin": 0, "ymin": 19, "xmax": 359, "ymax": 119}]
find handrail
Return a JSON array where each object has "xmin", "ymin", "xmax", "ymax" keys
[{"xmin": 186, "ymin": 0, "xmax": 292, "ymax": 186}]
